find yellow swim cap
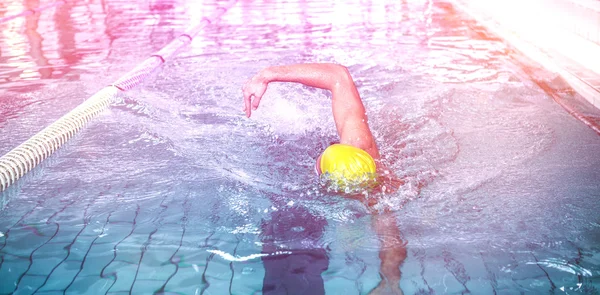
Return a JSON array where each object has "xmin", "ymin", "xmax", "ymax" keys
[{"xmin": 317, "ymin": 144, "xmax": 377, "ymax": 187}]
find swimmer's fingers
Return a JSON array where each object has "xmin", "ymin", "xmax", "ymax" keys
[
  {"xmin": 250, "ymin": 79, "xmax": 268, "ymax": 111},
  {"xmin": 242, "ymin": 81, "xmax": 254, "ymax": 117},
  {"xmin": 242, "ymin": 78, "xmax": 267, "ymax": 117},
  {"xmin": 251, "ymin": 94, "xmax": 262, "ymax": 111},
  {"xmin": 244, "ymin": 96, "xmax": 252, "ymax": 117},
  {"xmin": 242, "ymin": 71, "xmax": 271, "ymax": 117},
  {"xmin": 243, "ymin": 95, "xmax": 251, "ymax": 118}
]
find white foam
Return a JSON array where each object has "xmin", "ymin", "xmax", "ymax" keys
[{"xmin": 207, "ymin": 249, "xmax": 292, "ymax": 262}]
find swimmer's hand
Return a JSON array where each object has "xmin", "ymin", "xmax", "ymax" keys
[{"xmin": 242, "ymin": 71, "xmax": 268, "ymax": 117}]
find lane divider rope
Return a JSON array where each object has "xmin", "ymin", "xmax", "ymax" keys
[{"xmin": 0, "ymin": 0, "xmax": 238, "ymax": 192}]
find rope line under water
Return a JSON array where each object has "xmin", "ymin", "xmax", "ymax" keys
[{"xmin": 0, "ymin": 0, "xmax": 239, "ymax": 192}]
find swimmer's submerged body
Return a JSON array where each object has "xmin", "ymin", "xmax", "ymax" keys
[{"xmin": 243, "ymin": 63, "xmax": 406, "ymax": 295}]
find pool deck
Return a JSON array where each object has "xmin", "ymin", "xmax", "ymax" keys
[{"xmin": 450, "ymin": 0, "xmax": 600, "ymax": 113}]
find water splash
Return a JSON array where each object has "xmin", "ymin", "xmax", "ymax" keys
[{"xmin": 527, "ymin": 258, "xmax": 593, "ymax": 277}]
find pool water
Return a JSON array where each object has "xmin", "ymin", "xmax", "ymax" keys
[{"xmin": 1, "ymin": 0, "xmax": 600, "ymax": 294}]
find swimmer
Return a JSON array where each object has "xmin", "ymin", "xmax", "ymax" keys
[
  {"xmin": 243, "ymin": 63, "xmax": 379, "ymax": 159},
  {"xmin": 243, "ymin": 63, "xmax": 406, "ymax": 295}
]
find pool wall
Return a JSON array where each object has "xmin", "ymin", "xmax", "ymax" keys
[{"xmin": 449, "ymin": 0, "xmax": 600, "ymax": 111}]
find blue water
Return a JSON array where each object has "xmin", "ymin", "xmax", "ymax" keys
[{"xmin": 1, "ymin": 0, "xmax": 600, "ymax": 294}]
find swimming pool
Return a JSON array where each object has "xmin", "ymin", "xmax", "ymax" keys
[{"xmin": 1, "ymin": 0, "xmax": 599, "ymax": 294}]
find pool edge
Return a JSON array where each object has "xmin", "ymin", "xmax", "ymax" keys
[{"xmin": 448, "ymin": 0, "xmax": 600, "ymax": 128}]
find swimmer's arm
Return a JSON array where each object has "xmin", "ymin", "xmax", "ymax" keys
[
  {"xmin": 242, "ymin": 63, "xmax": 380, "ymax": 159},
  {"xmin": 368, "ymin": 212, "xmax": 406, "ymax": 295}
]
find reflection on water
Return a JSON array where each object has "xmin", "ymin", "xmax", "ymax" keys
[
  {"xmin": 0, "ymin": 0, "xmax": 599, "ymax": 294},
  {"xmin": 0, "ymin": 0, "xmax": 203, "ymax": 154},
  {"xmin": 0, "ymin": 0, "xmax": 199, "ymax": 89},
  {"xmin": 23, "ymin": 0, "xmax": 51, "ymax": 80}
]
